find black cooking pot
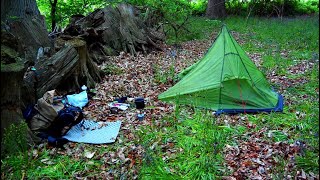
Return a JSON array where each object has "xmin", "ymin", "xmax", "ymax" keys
[{"xmin": 134, "ymin": 97, "xmax": 145, "ymax": 109}]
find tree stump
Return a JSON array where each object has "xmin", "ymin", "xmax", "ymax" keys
[{"xmin": 63, "ymin": 3, "xmax": 165, "ymax": 64}]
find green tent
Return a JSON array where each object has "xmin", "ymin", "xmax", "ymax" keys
[{"xmin": 158, "ymin": 25, "xmax": 283, "ymax": 114}]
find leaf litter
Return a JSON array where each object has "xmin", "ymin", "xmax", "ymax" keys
[{"xmin": 34, "ymin": 35, "xmax": 318, "ymax": 179}]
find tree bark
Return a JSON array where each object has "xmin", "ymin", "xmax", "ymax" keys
[
  {"xmin": 1, "ymin": 0, "xmax": 52, "ymax": 145},
  {"xmin": 206, "ymin": 0, "xmax": 227, "ymax": 19},
  {"xmin": 1, "ymin": 0, "xmax": 52, "ymax": 63},
  {"xmin": 24, "ymin": 38, "xmax": 102, "ymax": 97},
  {"xmin": 1, "ymin": 0, "xmax": 41, "ymax": 21},
  {"xmin": 63, "ymin": 3, "xmax": 164, "ymax": 64},
  {"xmin": 25, "ymin": 45, "xmax": 79, "ymax": 98}
]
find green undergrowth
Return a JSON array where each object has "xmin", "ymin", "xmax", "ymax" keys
[
  {"xmin": 151, "ymin": 14, "xmax": 319, "ymax": 177},
  {"xmin": 138, "ymin": 108, "xmax": 237, "ymax": 179},
  {"xmin": 168, "ymin": 15, "xmax": 318, "ymax": 73},
  {"xmin": 224, "ymin": 15, "xmax": 319, "ymax": 67},
  {"xmin": 153, "ymin": 59, "xmax": 178, "ymax": 85},
  {"xmin": 102, "ymin": 64, "xmax": 124, "ymax": 75}
]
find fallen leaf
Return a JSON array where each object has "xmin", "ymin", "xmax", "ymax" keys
[
  {"xmin": 84, "ymin": 151, "xmax": 95, "ymax": 159},
  {"xmin": 40, "ymin": 158, "xmax": 55, "ymax": 165}
]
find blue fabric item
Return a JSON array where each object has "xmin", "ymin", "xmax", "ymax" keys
[
  {"xmin": 48, "ymin": 136, "xmax": 57, "ymax": 144},
  {"xmin": 63, "ymin": 120, "xmax": 122, "ymax": 144},
  {"xmin": 23, "ymin": 104, "xmax": 37, "ymax": 121},
  {"xmin": 215, "ymin": 93, "xmax": 284, "ymax": 115},
  {"xmin": 47, "ymin": 136, "xmax": 69, "ymax": 147},
  {"xmin": 115, "ymin": 96, "xmax": 127, "ymax": 103},
  {"xmin": 66, "ymin": 91, "xmax": 88, "ymax": 108},
  {"xmin": 37, "ymin": 132, "xmax": 49, "ymax": 139}
]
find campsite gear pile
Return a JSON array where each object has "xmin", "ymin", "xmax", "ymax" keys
[
  {"xmin": 158, "ymin": 25, "xmax": 283, "ymax": 115},
  {"xmin": 26, "ymin": 89, "xmax": 87, "ymax": 147},
  {"xmin": 108, "ymin": 96, "xmax": 147, "ymax": 121},
  {"xmin": 25, "ymin": 88, "xmax": 149, "ymax": 146}
]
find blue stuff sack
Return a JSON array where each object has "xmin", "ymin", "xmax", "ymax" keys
[{"xmin": 23, "ymin": 104, "xmax": 37, "ymax": 122}]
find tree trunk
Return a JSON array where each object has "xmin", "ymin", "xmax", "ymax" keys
[
  {"xmin": 50, "ymin": 0, "xmax": 58, "ymax": 32},
  {"xmin": 1, "ymin": 0, "xmax": 52, "ymax": 63},
  {"xmin": 24, "ymin": 45, "xmax": 79, "ymax": 98},
  {"xmin": 1, "ymin": 0, "xmax": 52, "ymax": 145},
  {"xmin": 1, "ymin": 60, "xmax": 25, "ymax": 131},
  {"xmin": 1, "ymin": 0, "xmax": 41, "ymax": 21},
  {"xmin": 206, "ymin": 0, "xmax": 227, "ymax": 19},
  {"xmin": 63, "ymin": 3, "xmax": 164, "ymax": 64}
]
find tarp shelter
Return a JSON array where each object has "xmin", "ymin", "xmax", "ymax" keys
[{"xmin": 158, "ymin": 25, "xmax": 283, "ymax": 115}]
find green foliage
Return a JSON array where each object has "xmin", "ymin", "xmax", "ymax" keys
[
  {"xmin": 153, "ymin": 58, "xmax": 177, "ymax": 84},
  {"xmin": 225, "ymin": 15, "xmax": 319, "ymax": 61},
  {"xmin": 189, "ymin": 0, "xmax": 207, "ymax": 15},
  {"xmin": 1, "ymin": 151, "xmax": 32, "ymax": 179},
  {"xmin": 1, "ymin": 122, "xmax": 29, "ymax": 158},
  {"xmin": 35, "ymin": 0, "xmax": 319, "ymax": 32},
  {"xmin": 1, "ymin": 122, "xmax": 31, "ymax": 179},
  {"xmin": 36, "ymin": 0, "xmax": 115, "ymax": 30},
  {"xmin": 295, "ymin": 151, "xmax": 319, "ymax": 173},
  {"xmin": 166, "ymin": 17, "xmax": 221, "ymax": 44},
  {"xmin": 128, "ymin": 0, "xmax": 194, "ymax": 44},
  {"xmin": 27, "ymin": 154, "xmax": 88, "ymax": 178},
  {"xmin": 226, "ymin": 0, "xmax": 319, "ymax": 17},
  {"xmin": 1, "ymin": 145, "xmax": 89, "ymax": 179},
  {"xmin": 138, "ymin": 108, "xmax": 233, "ymax": 178},
  {"xmin": 296, "ymin": 0, "xmax": 320, "ymax": 14},
  {"xmin": 102, "ymin": 64, "xmax": 124, "ymax": 75},
  {"xmin": 226, "ymin": 0, "xmax": 249, "ymax": 16}
]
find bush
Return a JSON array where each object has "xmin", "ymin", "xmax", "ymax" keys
[
  {"xmin": 226, "ymin": 0, "xmax": 319, "ymax": 17},
  {"xmin": 190, "ymin": 0, "xmax": 207, "ymax": 16},
  {"xmin": 226, "ymin": 0, "xmax": 249, "ymax": 16},
  {"xmin": 296, "ymin": 0, "xmax": 319, "ymax": 15}
]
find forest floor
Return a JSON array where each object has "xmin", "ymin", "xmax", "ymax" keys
[
  {"xmin": 76, "ymin": 35, "xmax": 319, "ymax": 179},
  {"xmin": 1, "ymin": 16, "xmax": 319, "ymax": 179}
]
